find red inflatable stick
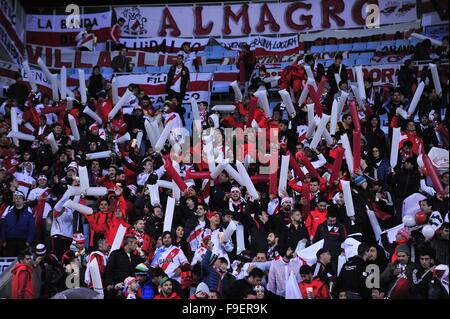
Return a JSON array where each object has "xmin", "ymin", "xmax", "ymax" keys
[
  {"xmin": 353, "ymin": 130, "xmax": 361, "ymax": 172},
  {"xmin": 245, "ymin": 97, "xmax": 258, "ymax": 128},
  {"xmin": 286, "ymin": 151, "xmax": 306, "ymax": 181},
  {"xmin": 185, "ymin": 170, "xmax": 211, "ymax": 180},
  {"xmin": 95, "ymin": 102, "xmax": 108, "ymax": 124},
  {"xmin": 349, "ymin": 100, "xmax": 360, "ymax": 132},
  {"xmin": 251, "ymin": 175, "xmax": 269, "ymax": 183},
  {"xmin": 301, "ymin": 182, "xmax": 310, "ymax": 219},
  {"xmin": 269, "ymin": 170, "xmax": 278, "ymax": 197},
  {"xmin": 329, "ymin": 146, "xmax": 345, "ymax": 184},
  {"xmin": 163, "ymin": 157, "xmax": 187, "ymax": 192},
  {"xmin": 298, "ymin": 151, "xmax": 320, "ymax": 179},
  {"xmin": 307, "ymin": 84, "xmax": 323, "ymax": 117},
  {"xmin": 316, "ymin": 76, "xmax": 329, "ymax": 97},
  {"xmin": 422, "ymin": 154, "xmax": 445, "ymax": 195},
  {"xmin": 40, "ymin": 104, "xmax": 66, "ymax": 114},
  {"xmin": 437, "ymin": 123, "xmax": 449, "ymax": 144}
]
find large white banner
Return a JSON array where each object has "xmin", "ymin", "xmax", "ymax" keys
[
  {"xmin": 114, "ymin": 1, "xmax": 418, "ymax": 38},
  {"xmin": 25, "ymin": 11, "xmax": 112, "ymax": 47},
  {"xmin": 115, "ymin": 73, "xmax": 212, "ymax": 106},
  {"xmin": 217, "ymin": 35, "xmax": 298, "ymax": 55},
  {"xmin": 119, "ymin": 36, "xmax": 210, "ymax": 53}
]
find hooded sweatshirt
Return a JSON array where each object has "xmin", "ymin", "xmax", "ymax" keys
[{"xmin": 11, "ymin": 263, "xmax": 34, "ymax": 299}]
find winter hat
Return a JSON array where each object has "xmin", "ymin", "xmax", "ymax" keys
[
  {"xmin": 67, "ymin": 161, "xmax": 78, "ymax": 173},
  {"xmin": 159, "ymin": 276, "xmax": 170, "ymax": 286},
  {"xmin": 89, "ymin": 123, "xmax": 99, "ymax": 132},
  {"xmin": 397, "ymin": 244, "xmax": 410, "ymax": 256},
  {"xmin": 135, "ymin": 263, "xmax": 149, "ymax": 275},
  {"xmin": 281, "ymin": 197, "xmax": 293, "ymax": 206},
  {"xmin": 397, "ymin": 227, "xmax": 412, "ymax": 241},
  {"xmin": 185, "ymin": 180, "xmax": 195, "ymax": 189},
  {"xmin": 35, "ymin": 243, "xmax": 47, "ymax": 256},
  {"xmin": 72, "ymin": 233, "xmax": 85, "ymax": 245},
  {"xmin": 124, "ymin": 276, "xmax": 137, "ymax": 287},
  {"xmin": 354, "ymin": 175, "xmax": 367, "ymax": 187},
  {"xmin": 230, "ymin": 186, "xmax": 241, "ymax": 193},
  {"xmin": 209, "ymin": 114, "xmax": 220, "ymax": 129},
  {"xmin": 208, "ymin": 253, "xmax": 219, "ymax": 266},
  {"xmin": 13, "ymin": 190, "xmax": 25, "ymax": 198},
  {"xmin": 195, "ymin": 282, "xmax": 210, "ymax": 299}
]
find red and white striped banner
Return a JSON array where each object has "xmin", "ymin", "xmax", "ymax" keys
[
  {"xmin": 115, "ymin": 72, "xmax": 213, "ymax": 106},
  {"xmin": 25, "ymin": 12, "xmax": 112, "ymax": 47}
]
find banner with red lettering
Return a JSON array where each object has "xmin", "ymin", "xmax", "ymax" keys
[
  {"xmin": 115, "ymin": 73, "xmax": 212, "ymax": 106},
  {"xmin": 348, "ymin": 64, "xmax": 400, "ymax": 86},
  {"xmin": 25, "ymin": 11, "xmax": 111, "ymax": 47},
  {"xmin": 25, "ymin": 45, "xmax": 175, "ymax": 69},
  {"xmin": 120, "ymin": 36, "xmax": 210, "ymax": 53},
  {"xmin": 217, "ymin": 35, "xmax": 298, "ymax": 56},
  {"xmin": 113, "ymin": 1, "xmax": 418, "ymax": 38}
]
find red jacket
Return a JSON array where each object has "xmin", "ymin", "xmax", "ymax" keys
[
  {"xmin": 105, "ymin": 216, "xmax": 130, "ymax": 247},
  {"xmin": 85, "ymin": 211, "xmax": 114, "ymax": 245},
  {"xmin": 11, "ymin": 263, "xmax": 34, "ymax": 299},
  {"xmin": 97, "ymin": 176, "xmax": 116, "ymax": 191},
  {"xmin": 154, "ymin": 292, "xmax": 181, "ymax": 299},
  {"xmin": 128, "ymin": 228, "xmax": 155, "ymax": 261},
  {"xmin": 110, "ymin": 24, "xmax": 121, "ymax": 42},
  {"xmin": 299, "ymin": 278, "xmax": 330, "ymax": 299},
  {"xmin": 305, "ymin": 209, "xmax": 328, "ymax": 239},
  {"xmin": 399, "ymin": 131, "xmax": 424, "ymax": 156}
]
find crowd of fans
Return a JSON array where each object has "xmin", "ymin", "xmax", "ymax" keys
[{"xmin": 0, "ymin": 26, "xmax": 449, "ymax": 300}]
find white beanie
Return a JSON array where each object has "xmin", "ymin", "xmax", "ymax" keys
[{"xmin": 209, "ymin": 114, "xmax": 220, "ymax": 129}]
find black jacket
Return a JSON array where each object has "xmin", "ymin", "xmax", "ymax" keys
[
  {"xmin": 227, "ymin": 278, "xmax": 253, "ymax": 299},
  {"xmin": 237, "ymin": 200, "xmax": 270, "ymax": 253},
  {"xmin": 166, "ymin": 64, "xmax": 190, "ymax": 95},
  {"xmin": 208, "ymin": 182, "xmax": 232, "ymax": 212},
  {"xmin": 104, "ymin": 249, "xmax": 144, "ymax": 286},
  {"xmin": 313, "ymin": 222, "xmax": 347, "ymax": 259},
  {"xmin": 409, "ymin": 265, "xmax": 433, "ymax": 299},
  {"xmin": 326, "ymin": 63, "xmax": 348, "ymax": 92},
  {"xmin": 281, "ymin": 222, "xmax": 310, "ymax": 249},
  {"xmin": 220, "ymin": 272, "xmax": 236, "ymax": 299},
  {"xmin": 337, "ymin": 255, "xmax": 369, "ymax": 298},
  {"xmin": 111, "ymin": 55, "xmax": 131, "ymax": 72},
  {"xmin": 388, "ymin": 169, "xmax": 421, "ymax": 200}
]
